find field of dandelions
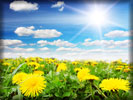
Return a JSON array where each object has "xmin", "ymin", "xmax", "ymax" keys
[{"xmin": 0, "ymin": 57, "xmax": 132, "ymax": 100}]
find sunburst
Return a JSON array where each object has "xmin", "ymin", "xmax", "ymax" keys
[{"xmin": 64, "ymin": 1, "xmax": 121, "ymax": 41}]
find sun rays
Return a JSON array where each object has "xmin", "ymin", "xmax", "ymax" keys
[{"xmin": 65, "ymin": 1, "xmax": 122, "ymax": 42}]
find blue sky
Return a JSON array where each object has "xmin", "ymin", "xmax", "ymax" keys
[{"xmin": 1, "ymin": 0, "xmax": 130, "ymax": 61}]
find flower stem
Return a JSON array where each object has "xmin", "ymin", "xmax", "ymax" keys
[
  {"xmin": 18, "ymin": 86, "xmax": 22, "ymax": 100},
  {"xmin": 90, "ymin": 82, "xmax": 94, "ymax": 100},
  {"xmin": 93, "ymin": 84, "xmax": 107, "ymax": 98},
  {"xmin": 112, "ymin": 91, "xmax": 120, "ymax": 100}
]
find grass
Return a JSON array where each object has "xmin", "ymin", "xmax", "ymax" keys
[{"xmin": 0, "ymin": 57, "xmax": 132, "ymax": 100}]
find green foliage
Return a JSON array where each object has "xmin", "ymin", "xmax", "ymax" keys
[{"xmin": 0, "ymin": 57, "xmax": 132, "ymax": 100}]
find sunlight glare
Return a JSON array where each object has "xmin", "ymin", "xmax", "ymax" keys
[{"xmin": 89, "ymin": 8, "xmax": 106, "ymax": 26}]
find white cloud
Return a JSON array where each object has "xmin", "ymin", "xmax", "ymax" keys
[
  {"xmin": 86, "ymin": 49, "xmax": 125, "ymax": 53},
  {"xmin": 34, "ymin": 29, "xmax": 62, "ymax": 38},
  {"xmin": 56, "ymin": 47, "xmax": 81, "ymax": 52},
  {"xmin": 37, "ymin": 40, "xmax": 49, "ymax": 46},
  {"xmin": 37, "ymin": 39, "xmax": 76, "ymax": 47},
  {"xmin": 51, "ymin": 1, "xmax": 64, "ymax": 8},
  {"xmin": 15, "ymin": 26, "xmax": 62, "ymax": 38},
  {"xmin": 51, "ymin": 1, "xmax": 64, "ymax": 11},
  {"xmin": 82, "ymin": 39, "xmax": 130, "ymax": 48},
  {"xmin": 115, "ymin": 40, "xmax": 130, "ymax": 48},
  {"xmin": 57, "ymin": 49, "xmax": 128, "ymax": 61},
  {"xmin": 50, "ymin": 39, "xmax": 76, "ymax": 47},
  {"xmin": 1, "ymin": 48, "xmax": 129, "ymax": 62},
  {"xmin": 11, "ymin": 47, "xmax": 35, "ymax": 52},
  {"xmin": 84, "ymin": 38, "xmax": 91, "ymax": 42},
  {"xmin": 59, "ymin": 6, "xmax": 64, "ymax": 11},
  {"xmin": 60, "ymin": 48, "xmax": 129, "ymax": 61},
  {"xmin": 0, "ymin": 39, "xmax": 26, "ymax": 46},
  {"xmin": 15, "ymin": 26, "xmax": 34, "ymax": 36},
  {"xmin": 0, "ymin": 46, "xmax": 9, "ymax": 50},
  {"xmin": 39, "ymin": 47, "xmax": 49, "ymax": 51},
  {"xmin": 63, "ymin": 51, "xmax": 129, "ymax": 61},
  {"xmin": 1, "ymin": 52, "xmax": 50, "ymax": 58},
  {"xmin": 10, "ymin": 1, "xmax": 38, "ymax": 11},
  {"xmin": 27, "ymin": 26, "xmax": 35, "ymax": 29},
  {"xmin": 104, "ymin": 30, "xmax": 129, "ymax": 38},
  {"xmin": 83, "ymin": 40, "xmax": 113, "ymax": 47},
  {"xmin": 65, "ymin": 52, "xmax": 79, "ymax": 56},
  {"xmin": 1, "ymin": 46, "xmax": 35, "ymax": 53},
  {"xmin": 29, "ymin": 43, "xmax": 36, "ymax": 46},
  {"xmin": 56, "ymin": 47, "xmax": 124, "ymax": 53},
  {"xmin": 40, "ymin": 26, "xmax": 43, "ymax": 28}
]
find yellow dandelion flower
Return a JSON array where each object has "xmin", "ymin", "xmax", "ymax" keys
[
  {"xmin": 117, "ymin": 59, "xmax": 122, "ymax": 64},
  {"xmin": 11, "ymin": 67, "xmax": 16, "ymax": 72},
  {"xmin": 118, "ymin": 66, "xmax": 123, "ymax": 68},
  {"xmin": 109, "ymin": 66, "xmax": 114, "ymax": 69},
  {"xmin": 38, "ymin": 58, "xmax": 43, "ymax": 62},
  {"xmin": 74, "ymin": 68, "xmax": 82, "ymax": 72},
  {"xmin": 0, "ymin": 59, "xmax": 4, "ymax": 63},
  {"xmin": 125, "ymin": 66, "xmax": 129, "ymax": 68},
  {"xmin": 25, "ymin": 58, "xmax": 29, "ymax": 63},
  {"xmin": 87, "ymin": 74, "xmax": 99, "ymax": 80},
  {"xmin": 115, "ymin": 67, "xmax": 122, "ymax": 70},
  {"xmin": 129, "ymin": 65, "xmax": 133, "ymax": 69},
  {"xmin": 56, "ymin": 63, "xmax": 67, "ymax": 72},
  {"xmin": 72, "ymin": 61, "xmax": 79, "ymax": 65},
  {"xmin": 123, "ymin": 68, "xmax": 131, "ymax": 72},
  {"xmin": 27, "ymin": 62, "xmax": 40, "ymax": 69},
  {"xmin": 34, "ymin": 71, "xmax": 44, "ymax": 75},
  {"xmin": 91, "ymin": 61, "xmax": 98, "ymax": 66},
  {"xmin": 31, "ymin": 58, "xmax": 36, "ymax": 62},
  {"xmin": 47, "ymin": 59, "xmax": 55, "ymax": 64},
  {"xmin": 19, "ymin": 74, "xmax": 46, "ymax": 97},
  {"xmin": 12, "ymin": 72, "xmax": 27, "ymax": 84},
  {"xmin": 99, "ymin": 78, "xmax": 130, "ymax": 91},
  {"xmin": 122, "ymin": 63, "xmax": 127, "ymax": 66},
  {"xmin": 54, "ymin": 63, "xmax": 58, "ymax": 67},
  {"xmin": 77, "ymin": 68, "xmax": 90, "ymax": 81},
  {"xmin": 2, "ymin": 62, "xmax": 11, "ymax": 66},
  {"xmin": 40, "ymin": 65, "xmax": 44, "ymax": 68}
]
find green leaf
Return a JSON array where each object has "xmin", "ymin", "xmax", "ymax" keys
[
  {"xmin": 63, "ymin": 92, "xmax": 71, "ymax": 97},
  {"xmin": 12, "ymin": 95, "xmax": 23, "ymax": 100},
  {"xmin": 12, "ymin": 63, "xmax": 26, "ymax": 75},
  {"xmin": 11, "ymin": 86, "xmax": 17, "ymax": 93},
  {"xmin": 54, "ymin": 92, "xmax": 60, "ymax": 97}
]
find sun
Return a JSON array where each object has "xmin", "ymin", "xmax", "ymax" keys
[
  {"xmin": 90, "ymin": 10, "xmax": 105, "ymax": 25},
  {"xmin": 67, "ymin": 3, "xmax": 120, "ymax": 41},
  {"xmin": 88, "ymin": 8, "xmax": 107, "ymax": 26}
]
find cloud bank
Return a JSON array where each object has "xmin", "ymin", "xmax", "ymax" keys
[
  {"xmin": 10, "ymin": 1, "xmax": 38, "ymax": 11},
  {"xmin": 51, "ymin": 1, "xmax": 64, "ymax": 11},
  {"xmin": 15, "ymin": 26, "xmax": 62, "ymax": 38},
  {"xmin": 104, "ymin": 30, "xmax": 129, "ymax": 38},
  {"xmin": 37, "ymin": 39, "xmax": 76, "ymax": 47}
]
